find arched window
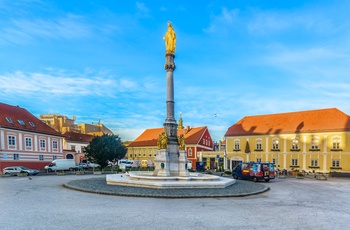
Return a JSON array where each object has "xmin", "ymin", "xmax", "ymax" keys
[
  {"xmin": 311, "ymin": 136, "xmax": 319, "ymax": 150},
  {"xmin": 332, "ymin": 136, "xmax": 341, "ymax": 150},
  {"xmin": 256, "ymin": 139, "xmax": 262, "ymax": 150},
  {"xmin": 234, "ymin": 140, "xmax": 240, "ymax": 150},
  {"xmin": 188, "ymin": 148, "xmax": 193, "ymax": 157},
  {"xmin": 291, "ymin": 138, "xmax": 299, "ymax": 150},
  {"xmin": 66, "ymin": 153, "xmax": 74, "ymax": 159},
  {"xmin": 272, "ymin": 138, "xmax": 279, "ymax": 150}
]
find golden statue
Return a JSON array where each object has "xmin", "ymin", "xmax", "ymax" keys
[
  {"xmin": 157, "ymin": 132, "xmax": 168, "ymax": 150},
  {"xmin": 178, "ymin": 134, "xmax": 185, "ymax": 150},
  {"xmin": 163, "ymin": 22, "xmax": 176, "ymax": 54}
]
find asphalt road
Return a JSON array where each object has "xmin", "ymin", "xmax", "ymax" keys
[{"xmin": 1, "ymin": 174, "xmax": 349, "ymax": 230}]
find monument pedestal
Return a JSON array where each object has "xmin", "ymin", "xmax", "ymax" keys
[
  {"xmin": 154, "ymin": 147, "xmax": 189, "ymax": 177},
  {"xmin": 154, "ymin": 149, "xmax": 170, "ymax": 177},
  {"xmin": 178, "ymin": 150, "xmax": 189, "ymax": 177}
]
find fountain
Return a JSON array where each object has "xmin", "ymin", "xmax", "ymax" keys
[{"xmin": 106, "ymin": 22, "xmax": 235, "ymax": 189}]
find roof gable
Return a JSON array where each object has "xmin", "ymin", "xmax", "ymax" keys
[
  {"xmin": 0, "ymin": 102, "xmax": 62, "ymax": 136},
  {"xmin": 225, "ymin": 108, "xmax": 350, "ymax": 137},
  {"xmin": 63, "ymin": 131, "xmax": 94, "ymax": 143},
  {"xmin": 128, "ymin": 126, "xmax": 208, "ymax": 147}
]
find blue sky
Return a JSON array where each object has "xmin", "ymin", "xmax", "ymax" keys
[{"xmin": 1, "ymin": 0, "xmax": 350, "ymax": 142}]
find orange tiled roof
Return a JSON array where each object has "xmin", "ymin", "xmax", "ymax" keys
[
  {"xmin": 128, "ymin": 126, "xmax": 207, "ymax": 147},
  {"xmin": 63, "ymin": 131, "xmax": 94, "ymax": 143},
  {"xmin": 0, "ymin": 102, "xmax": 63, "ymax": 136},
  {"xmin": 225, "ymin": 108, "xmax": 350, "ymax": 137}
]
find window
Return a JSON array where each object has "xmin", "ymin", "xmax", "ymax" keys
[
  {"xmin": 234, "ymin": 140, "xmax": 240, "ymax": 150},
  {"xmin": 71, "ymin": 145, "xmax": 76, "ymax": 151},
  {"xmin": 291, "ymin": 138, "xmax": 299, "ymax": 150},
  {"xmin": 332, "ymin": 159, "xmax": 340, "ymax": 168},
  {"xmin": 13, "ymin": 153, "xmax": 19, "ymax": 160},
  {"xmin": 272, "ymin": 138, "xmax": 279, "ymax": 150},
  {"xmin": 39, "ymin": 155, "xmax": 44, "ymax": 161},
  {"xmin": 272, "ymin": 158, "xmax": 276, "ymax": 165},
  {"xmin": 53, "ymin": 155, "xmax": 57, "ymax": 160},
  {"xmin": 149, "ymin": 149, "xmax": 152, "ymax": 156},
  {"xmin": 291, "ymin": 158, "xmax": 298, "ymax": 166},
  {"xmin": 332, "ymin": 137, "xmax": 341, "ymax": 150},
  {"xmin": 311, "ymin": 137, "xmax": 319, "ymax": 150},
  {"xmin": 256, "ymin": 158, "xmax": 261, "ymax": 163},
  {"xmin": 17, "ymin": 119, "xmax": 25, "ymax": 125},
  {"xmin": 29, "ymin": 122, "xmax": 35, "ymax": 127},
  {"xmin": 52, "ymin": 141, "xmax": 58, "ymax": 150},
  {"xmin": 40, "ymin": 139, "xmax": 46, "ymax": 148},
  {"xmin": 25, "ymin": 138, "xmax": 32, "ymax": 147},
  {"xmin": 6, "ymin": 117, "xmax": 13, "ymax": 123},
  {"xmin": 188, "ymin": 148, "xmax": 192, "ymax": 157},
  {"xmin": 81, "ymin": 146, "xmax": 84, "ymax": 153},
  {"xmin": 8, "ymin": 136, "xmax": 16, "ymax": 146},
  {"xmin": 256, "ymin": 139, "xmax": 262, "ymax": 150},
  {"xmin": 311, "ymin": 159, "xmax": 318, "ymax": 167}
]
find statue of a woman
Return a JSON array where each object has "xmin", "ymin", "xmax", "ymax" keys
[{"xmin": 163, "ymin": 22, "xmax": 176, "ymax": 54}]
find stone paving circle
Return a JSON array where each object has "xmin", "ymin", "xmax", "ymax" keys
[{"xmin": 63, "ymin": 176, "xmax": 269, "ymax": 198}]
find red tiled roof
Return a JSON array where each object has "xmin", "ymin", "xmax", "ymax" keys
[
  {"xmin": 128, "ymin": 126, "xmax": 208, "ymax": 147},
  {"xmin": 225, "ymin": 108, "xmax": 350, "ymax": 137},
  {"xmin": 0, "ymin": 102, "xmax": 62, "ymax": 136},
  {"xmin": 63, "ymin": 131, "xmax": 94, "ymax": 143}
]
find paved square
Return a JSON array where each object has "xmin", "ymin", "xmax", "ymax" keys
[{"xmin": 1, "ymin": 175, "xmax": 349, "ymax": 229}]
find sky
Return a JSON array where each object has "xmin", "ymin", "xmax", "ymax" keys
[{"xmin": 1, "ymin": 0, "xmax": 350, "ymax": 142}]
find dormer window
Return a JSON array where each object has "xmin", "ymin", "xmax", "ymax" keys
[
  {"xmin": 6, "ymin": 117, "xmax": 13, "ymax": 124},
  {"xmin": 18, "ymin": 119, "xmax": 25, "ymax": 125},
  {"xmin": 29, "ymin": 122, "xmax": 35, "ymax": 127}
]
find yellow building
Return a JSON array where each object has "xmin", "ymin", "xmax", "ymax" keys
[
  {"xmin": 40, "ymin": 114, "xmax": 80, "ymax": 133},
  {"xmin": 40, "ymin": 114, "xmax": 113, "ymax": 136},
  {"xmin": 224, "ymin": 108, "xmax": 350, "ymax": 173}
]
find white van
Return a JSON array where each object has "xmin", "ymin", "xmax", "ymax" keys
[{"xmin": 44, "ymin": 159, "xmax": 78, "ymax": 172}]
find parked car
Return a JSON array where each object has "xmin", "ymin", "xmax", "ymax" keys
[
  {"xmin": 87, "ymin": 162, "xmax": 100, "ymax": 168},
  {"xmin": 232, "ymin": 162, "xmax": 275, "ymax": 182},
  {"xmin": 77, "ymin": 163, "xmax": 89, "ymax": 169},
  {"xmin": 3, "ymin": 166, "xmax": 39, "ymax": 176}
]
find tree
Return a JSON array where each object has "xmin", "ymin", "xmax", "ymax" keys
[{"xmin": 84, "ymin": 134, "xmax": 126, "ymax": 169}]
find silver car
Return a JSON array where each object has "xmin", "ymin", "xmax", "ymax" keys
[{"xmin": 3, "ymin": 166, "xmax": 39, "ymax": 176}]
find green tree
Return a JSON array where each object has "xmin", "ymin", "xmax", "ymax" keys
[{"xmin": 84, "ymin": 134, "xmax": 126, "ymax": 169}]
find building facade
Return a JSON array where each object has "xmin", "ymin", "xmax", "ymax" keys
[
  {"xmin": 0, "ymin": 103, "xmax": 64, "ymax": 171},
  {"xmin": 62, "ymin": 131, "xmax": 94, "ymax": 164},
  {"xmin": 127, "ymin": 124, "xmax": 214, "ymax": 170},
  {"xmin": 40, "ymin": 114, "xmax": 113, "ymax": 136},
  {"xmin": 224, "ymin": 108, "xmax": 350, "ymax": 173}
]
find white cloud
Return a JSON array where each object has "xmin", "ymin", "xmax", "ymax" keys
[
  {"xmin": 0, "ymin": 70, "xmax": 140, "ymax": 97},
  {"xmin": 0, "ymin": 14, "xmax": 92, "ymax": 45},
  {"xmin": 204, "ymin": 8, "xmax": 239, "ymax": 34}
]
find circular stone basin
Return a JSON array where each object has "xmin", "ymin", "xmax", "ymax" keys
[{"xmin": 106, "ymin": 171, "xmax": 236, "ymax": 189}]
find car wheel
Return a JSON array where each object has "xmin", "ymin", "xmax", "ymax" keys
[
  {"xmin": 26, "ymin": 172, "xmax": 30, "ymax": 176},
  {"xmin": 48, "ymin": 168, "xmax": 53, "ymax": 172},
  {"xmin": 233, "ymin": 174, "xmax": 238, "ymax": 179},
  {"xmin": 253, "ymin": 177, "xmax": 258, "ymax": 182}
]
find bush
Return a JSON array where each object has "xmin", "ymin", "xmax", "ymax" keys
[{"xmin": 224, "ymin": 170, "xmax": 231, "ymax": 175}]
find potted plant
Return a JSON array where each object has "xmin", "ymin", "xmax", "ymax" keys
[
  {"xmin": 296, "ymin": 172, "xmax": 305, "ymax": 179},
  {"xmin": 56, "ymin": 170, "xmax": 65, "ymax": 176},
  {"xmin": 76, "ymin": 170, "xmax": 85, "ymax": 175}
]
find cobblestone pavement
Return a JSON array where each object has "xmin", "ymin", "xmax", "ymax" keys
[{"xmin": 1, "ymin": 174, "xmax": 349, "ymax": 230}]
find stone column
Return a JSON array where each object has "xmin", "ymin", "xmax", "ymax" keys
[{"xmin": 164, "ymin": 53, "xmax": 178, "ymax": 144}]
